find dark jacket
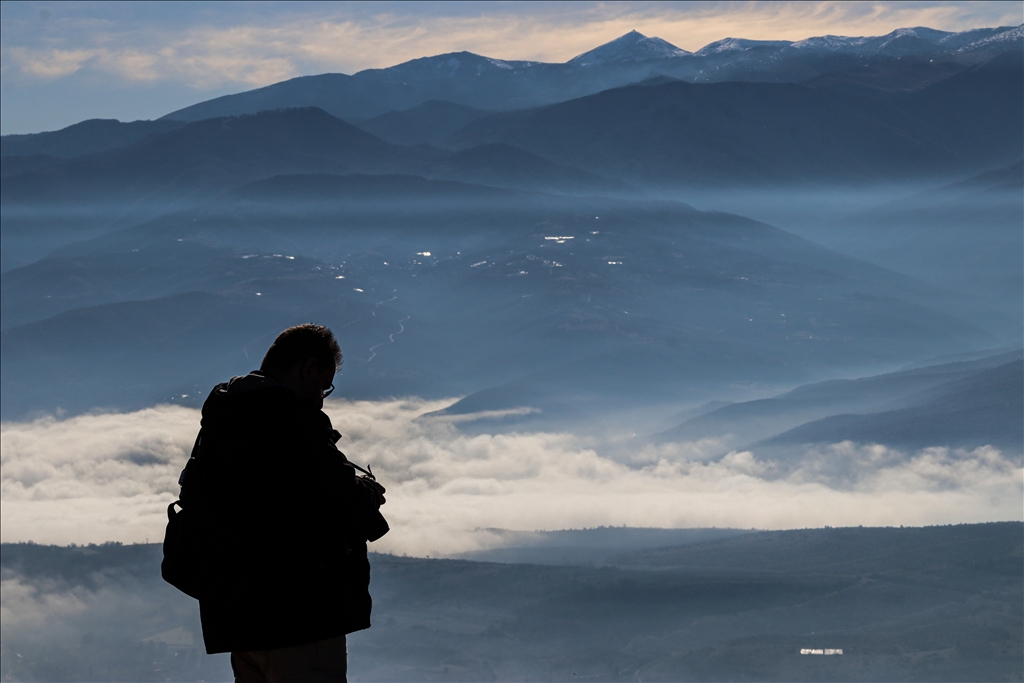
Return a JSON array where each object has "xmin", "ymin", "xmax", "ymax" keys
[{"xmin": 185, "ymin": 372, "xmax": 379, "ymax": 654}]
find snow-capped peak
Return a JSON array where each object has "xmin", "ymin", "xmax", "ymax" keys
[{"xmin": 568, "ymin": 30, "xmax": 690, "ymax": 66}]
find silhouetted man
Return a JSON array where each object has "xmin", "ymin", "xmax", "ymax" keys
[{"xmin": 167, "ymin": 324, "xmax": 387, "ymax": 683}]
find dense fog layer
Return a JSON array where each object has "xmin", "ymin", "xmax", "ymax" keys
[{"xmin": 3, "ymin": 398, "xmax": 1020, "ymax": 557}]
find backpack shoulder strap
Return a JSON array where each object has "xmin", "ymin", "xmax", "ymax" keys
[{"xmin": 177, "ymin": 430, "xmax": 203, "ymax": 506}]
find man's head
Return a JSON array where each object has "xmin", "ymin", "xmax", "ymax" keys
[{"xmin": 260, "ymin": 324, "xmax": 342, "ymax": 409}]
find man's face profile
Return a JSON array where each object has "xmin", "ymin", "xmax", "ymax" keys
[{"xmin": 280, "ymin": 357, "xmax": 336, "ymax": 410}]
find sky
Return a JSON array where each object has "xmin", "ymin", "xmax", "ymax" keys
[{"xmin": 1, "ymin": 0, "xmax": 1021, "ymax": 134}]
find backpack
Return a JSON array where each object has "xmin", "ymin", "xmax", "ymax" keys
[
  {"xmin": 161, "ymin": 432, "xmax": 210, "ymax": 599},
  {"xmin": 161, "ymin": 426, "xmax": 389, "ymax": 599}
]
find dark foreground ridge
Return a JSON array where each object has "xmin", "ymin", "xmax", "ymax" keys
[{"xmin": 2, "ymin": 522, "xmax": 1020, "ymax": 681}]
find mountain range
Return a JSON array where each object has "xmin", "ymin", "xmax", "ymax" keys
[
  {"xmin": 449, "ymin": 53, "xmax": 1021, "ymax": 185},
  {"xmin": 1, "ymin": 50, "xmax": 1018, "ymax": 282},
  {"xmin": 158, "ymin": 25, "xmax": 1023, "ymax": 122},
  {"xmin": 2, "ymin": 50, "xmax": 1018, "ymax": 220}
]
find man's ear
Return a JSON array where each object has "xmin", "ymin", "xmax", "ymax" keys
[{"xmin": 300, "ymin": 356, "xmax": 319, "ymax": 380}]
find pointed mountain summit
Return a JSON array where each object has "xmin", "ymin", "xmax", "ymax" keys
[{"xmin": 568, "ymin": 30, "xmax": 690, "ymax": 66}]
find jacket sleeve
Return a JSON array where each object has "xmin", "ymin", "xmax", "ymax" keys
[{"xmin": 318, "ymin": 416, "xmax": 389, "ymax": 542}]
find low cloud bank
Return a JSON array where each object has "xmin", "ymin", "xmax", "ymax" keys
[
  {"xmin": 1, "ymin": 406, "xmax": 197, "ymax": 546},
  {"xmin": 2, "ymin": 399, "xmax": 1021, "ymax": 556}
]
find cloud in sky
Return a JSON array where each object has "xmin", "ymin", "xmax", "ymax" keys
[
  {"xmin": 1, "ymin": 1, "xmax": 1021, "ymax": 133},
  {"xmin": 2, "ymin": 399, "xmax": 1020, "ymax": 557}
]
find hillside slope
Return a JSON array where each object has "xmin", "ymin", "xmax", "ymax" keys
[{"xmin": 2, "ymin": 523, "xmax": 1020, "ymax": 682}]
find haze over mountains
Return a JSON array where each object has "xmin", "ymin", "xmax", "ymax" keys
[
  {"xmin": 0, "ymin": 169, "xmax": 993, "ymax": 420},
  {"xmin": 1, "ymin": 24, "xmax": 1020, "ymax": 453}
]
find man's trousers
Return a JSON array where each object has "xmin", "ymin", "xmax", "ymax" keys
[{"xmin": 231, "ymin": 634, "xmax": 347, "ymax": 683}]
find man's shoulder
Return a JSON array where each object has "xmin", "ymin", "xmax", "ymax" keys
[{"xmin": 201, "ymin": 372, "xmax": 295, "ymax": 422}]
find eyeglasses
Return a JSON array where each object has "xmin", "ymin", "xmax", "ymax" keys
[{"xmin": 322, "ymin": 383, "xmax": 335, "ymax": 399}]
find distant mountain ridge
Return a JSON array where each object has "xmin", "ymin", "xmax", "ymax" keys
[
  {"xmin": 3, "ymin": 49, "xmax": 1017, "ymax": 210},
  {"xmin": 656, "ymin": 350, "xmax": 1023, "ymax": 460},
  {"xmin": 0, "ymin": 118, "xmax": 186, "ymax": 159},
  {"xmin": 0, "ymin": 108, "xmax": 417, "ymax": 208},
  {"xmin": 761, "ymin": 359, "xmax": 1024, "ymax": 453},
  {"xmin": 449, "ymin": 53, "xmax": 1022, "ymax": 185},
  {"xmin": 2, "ymin": 24, "xmax": 1018, "ymax": 157},
  {"xmin": 156, "ymin": 25, "xmax": 1022, "ymax": 123},
  {"xmin": 0, "ymin": 107, "xmax": 628, "ymax": 213},
  {"xmin": 356, "ymin": 100, "xmax": 489, "ymax": 146}
]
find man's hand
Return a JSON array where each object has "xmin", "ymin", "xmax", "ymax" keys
[{"xmin": 356, "ymin": 475, "xmax": 386, "ymax": 507}]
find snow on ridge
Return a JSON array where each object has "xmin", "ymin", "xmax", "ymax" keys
[
  {"xmin": 390, "ymin": 51, "xmax": 550, "ymax": 74},
  {"xmin": 792, "ymin": 27, "xmax": 940, "ymax": 53},
  {"xmin": 878, "ymin": 28, "xmax": 929, "ymax": 45},
  {"xmin": 789, "ymin": 25, "xmax": 1021, "ymax": 56},
  {"xmin": 791, "ymin": 34, "xmax": 872, "ymax": 51},
  {"xmin": 886, "ymin": 27, "xmax": 951, "ymax": 42},
  {"xmin": 695, "ymin": 38, "xmax": 793, "ymax": 56},
  {"xmin": 486, "ymin": 58, "xmax": 515, "ymax": 70},
  {"xmin": 479, "ymin": 56, "xmax": 547, "ymax": 70},
  {"xmin": 957, "ymin": 24, "xmax": 1024, "ymax": 50},
  {"xmin": 937, "ymin": 25, "xmax": 1018, "ymax": 48}
]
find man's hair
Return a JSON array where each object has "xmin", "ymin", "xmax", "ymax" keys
[{"xmin": 260, "ymin": 324, "xmax": 342, "ymax": 375}]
